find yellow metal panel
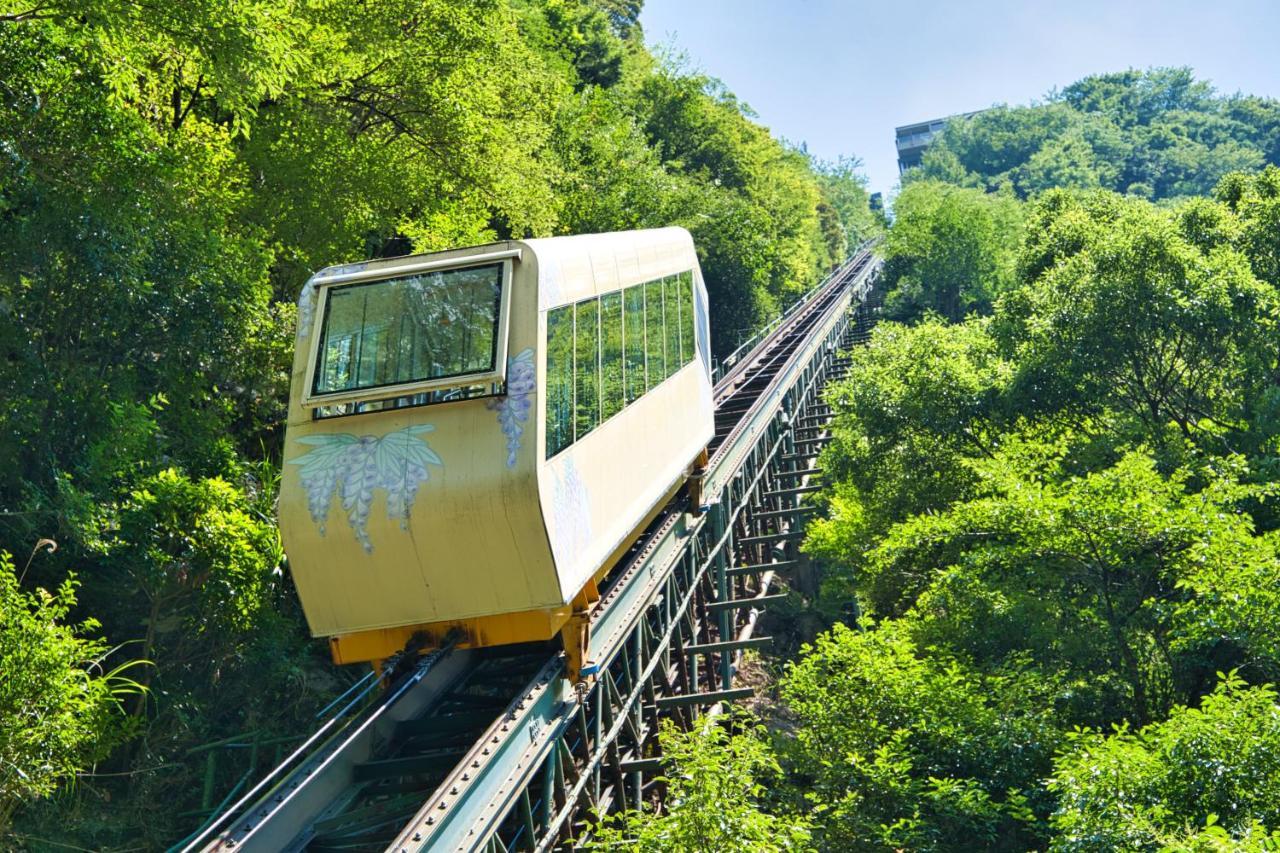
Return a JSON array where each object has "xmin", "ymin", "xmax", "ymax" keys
[{"xmin": 328, "ymin": 604, "xmax": 574, "ymax": 665}]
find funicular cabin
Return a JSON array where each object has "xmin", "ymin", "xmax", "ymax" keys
[{"xmin": 279, "ymin": 228, "xmax": 715, "ymax": 677}]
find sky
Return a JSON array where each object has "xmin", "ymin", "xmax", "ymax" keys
[{"xmin": 639, "ymin": 0, "xmax": 1280, "ymax": 195}]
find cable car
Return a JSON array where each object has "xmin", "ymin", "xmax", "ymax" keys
[{"xmin": 279, "ymin": 228, "xmax": 714, "ymax": 678}]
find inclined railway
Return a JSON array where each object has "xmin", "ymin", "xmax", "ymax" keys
[{"xmin": 184, "ymin": 247, "xmax": 881, "ymax": 852}]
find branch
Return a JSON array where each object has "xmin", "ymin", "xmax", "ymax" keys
[{"xmin": 0, "ymin": 4, "xmax": 57, "ymax": 22}]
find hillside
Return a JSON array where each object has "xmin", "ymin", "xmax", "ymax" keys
[{"xmin": 912, "ymin": 67, "xmax": 1280, "ymax": 200}]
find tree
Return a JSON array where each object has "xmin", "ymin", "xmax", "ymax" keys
[
  {"xmin": 997, "ymin": 190, "xmax": 1278, "ymax": 446},
  {"xmin": 870, "ymin": 447, "xmax": 1275, "ymax": 723},
  {"xmin": 0, "ymin": 552, "xmax": 138, "ymax": 833},
  {"xmin": 879, "ymin": 181, "xmax": 1022, "ymax": 322},
  {"xmin": 917, "ymin": 68, "xmax": 1280, "ymax": 201},
  {"xmin": 806, "ymin": 317, "xmax": 1012, "ymax": 610},
  {"xmin": 588, "ymin": 715, "xmax": 811, "ymax": 852},
  {"xmin": 1215, "ymin": 165, "xmax": 1280, "ymax": 293},
  {"xmin": 811, "ymin": 155, "xmax": 878, "ymax": 255},
  {"xmin": 1050, "ymin": 674, "xmax": 1280, "ymax": 851},
  {"xmin": 779, "ymin": 621, "xmax": 1057, "ymax": 851},
  {"xmin": 0, "ymin": 0, "xmax": 872, "ymax": 841}
]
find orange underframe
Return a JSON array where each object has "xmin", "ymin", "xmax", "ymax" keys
[{"xmin": 328, "ymin": 474, "xmax": 693, "ymax": 671}]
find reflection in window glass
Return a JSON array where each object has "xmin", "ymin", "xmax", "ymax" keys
[
  {"xmin": 314, "ymin": 263, "xmax": 502, "ymax": 395},
  {"xmin": 546, "ymin": 306, "xmax": 575, "ymax": 457},
  {"xmin": 644, "ymin": 279, "xmax": 665, "ymax": 390},
  {"xmin": 678, "ymin": 272, "xmax": 695, "ymax": 365},
  {"xmin": 662, "ymin": 275, "xmax": 679, "ymax": 381},
  {"xmin": 623, "ymin": 285, "xmax": 646, "ymax": 404},
  {"xmin": 545, "ymin": 268, "xmax": 698, "ymax": 458},
  {"xmin": 600, "ymin": 292, "xmax": 624, "ymax": 421},
  {"xmin": 574, "ymin": 299, "xmax": 600, "ymax": 439}
]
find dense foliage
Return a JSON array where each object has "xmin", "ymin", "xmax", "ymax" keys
[
  {"xmin": 588, "ymin": 715, "xmax": 812, "ymax": 852},
  {"xmin": 0, "ymin": 552, "xmax": 137, "ymax": 833},
  {"xmin": 0, "ymin": 0, "xmax": 872, "ymax": 844},
  {"xmin": 879, "ymin": 180, "xmax": 1023, "ymax": 321},
  {"xmin": 784, "ymin": 162, "xmax": 1280, "ymax": 849},
  {"xmin": 913, "ymin": 68, "xmax": 1280, "ymax": 201}
]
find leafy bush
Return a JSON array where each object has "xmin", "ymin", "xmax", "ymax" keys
[
  {"xmin": 779, "ymin": 621, "xmax": 1059, "ymax": 850},
  {"xmin": 589, "ymin": 714, "xmax": 811, "ymax": 852},
  {"xmin": 1051, "ymin": 675, "xmax": 1280, "ymax": 851},
  {"xmin": 0, "ymin": 552, "xmax": 139, "ymax": 832}
]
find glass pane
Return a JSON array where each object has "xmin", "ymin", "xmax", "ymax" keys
[
  {"xmin": 679, "ymin": 271, "xmax": 695, "ymax": 365},
  {"xmin": 662, "ymin": 275, "xmax": 679, "ymax": 381},
  {"xmin": 600, "ymin": 292, "xmax": 624, "ymax": 421},
  {"xmin": 574, "ymin": 299, "xmax": 600, "ymax": 439},
  {"xmin": 624, "ymin": 285, "xmax": 646, "ymax": 404},
  {"xmin": 644, "ymin": 279, "xmax": 665, "ymax": 390},
  {"xmin": 314, "ymin": 262, "xmax": 503, "ymax": 395},
  {"xmin": 546, "ymin": 306, "xmax": 575, "ymax": 457}
]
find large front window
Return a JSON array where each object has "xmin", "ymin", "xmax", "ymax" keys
[{"xmin": 311, "ymin": 262, "xmax": 504, "ymax": 398}]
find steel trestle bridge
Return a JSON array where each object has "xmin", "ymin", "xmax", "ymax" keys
[{"xmin": 186, "ymin": 248, "xmax": 881, "ymax": 852}]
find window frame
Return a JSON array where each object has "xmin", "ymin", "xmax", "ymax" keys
[{"xmin": 300, "ymin": 249, "xmax": 519, "ymax": 409}]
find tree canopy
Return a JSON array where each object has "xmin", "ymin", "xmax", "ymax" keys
[
  {"xmin": 792, "ymin": 160, "xmax": 1280, "ymax": 846},
  {"xmin": 911, "ymin": 68, "xmax": 1280, "ymax": 201}
]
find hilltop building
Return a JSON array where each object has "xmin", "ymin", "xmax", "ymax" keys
[{"xmin": 894, "ymin": 111, "xmax": 984, "ymax": 173}]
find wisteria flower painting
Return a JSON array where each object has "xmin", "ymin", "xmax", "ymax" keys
[
  {"xmin": 551, "ymin": 458, "xmax": 592, "ymax": 560},
  {"xmin": 288, "ymin": 424, "xmax": 443, "ymax": 553},
  {"xmin": 488, "ymin": 347, "xmax": 535, "ymax": 467}
]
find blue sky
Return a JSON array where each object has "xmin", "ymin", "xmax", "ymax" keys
[{"xmin": 639, "ymin": 0, "xmax": 1280, "ymax": 195}]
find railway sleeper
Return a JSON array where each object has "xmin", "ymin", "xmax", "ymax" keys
[{"xmin": 352, "ymin": 750, "xmax": 469, "ymax": 782}]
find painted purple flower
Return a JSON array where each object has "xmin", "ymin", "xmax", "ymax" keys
[{"xmin": 488, "ymin": 348, "xmax": 535, "ymax": 467}]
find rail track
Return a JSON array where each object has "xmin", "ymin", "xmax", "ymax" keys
[{"xmin": 183, "ymin": 247, "xmax": 880, "ymax": 852}]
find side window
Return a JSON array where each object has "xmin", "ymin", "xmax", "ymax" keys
[
  {"xmin": 546, "ymin": 306, "xmax": 575, "ymax": 457},
  {"xmin": 545, "ymin": 268, "xmax": 698, "ymax": 457},
  {"xmin": 678, "ymin": 271, "xmax": 695, "ymax": 365},
  {"xmin": 662, "ymin": 275, "xmax": 679, "ymax": 381},
  {"xmin": 644, "ymin": 279, "xmax": 665, "ymax": 390},
  {"xmin": 623, "ymin": 285, "xmax": 646, "ymax": 404},
  {"xmin": 600, "ymin": 292, "xmax": 624, "ymax": 421},
  {"xmin": 574, "ymin": 298, "xmax": 601, "ymax": 440}
]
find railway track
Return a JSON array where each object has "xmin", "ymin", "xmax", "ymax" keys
[{"xmin": 183, "ymin": 248, "xmax": 879, "ymax": 853}]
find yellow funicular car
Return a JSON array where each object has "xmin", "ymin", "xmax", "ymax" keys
[{"xmin": 280, "ymin": 228, "xmax": 714, "ymax": 679}]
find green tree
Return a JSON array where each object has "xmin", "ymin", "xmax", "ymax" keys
[
  {"xmin": 879, "ymin": 180, "xmax": 1023, "ymax": 322},
  {"xmin": 779, "ymin": 621, "xmax": 1057, "ymax": 851},
  {"xmin": 589, "ymin": 715, "xmax": 812, "ymax": 852},
  {"xmin": 998, "ymin": 189, "xmax": 1278, "ymax": 445},
  {"xmin": 807, "ymin": 317, "xmax": 1012, "ymax": 605},
  {"xmin": 917, "ymin": 68, "xmax": 1280, "ymax": 201},
  {"xmin": 0, "ymin": 0, "xmax": 872, "ymax": 841},
  {"xmin": 1215, "ymin": 165, "xmax": 1280, "ymax": 293},
  {"xmin": 0, "ymin": 552, "xmax": 138, "ymax": 833},
  {"xmin": 1050, "ymin": 674, "xmax": 1280, "ymax": 851},
  {"xmin": 870, "ymin": 447, "xmax": 1276, "ymax": 723},
  {"xmin": 812, "ymin": 154, "xmax": 878, "ymax": 254}
]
